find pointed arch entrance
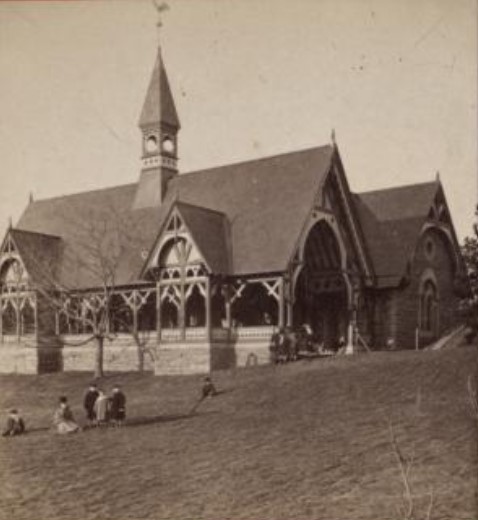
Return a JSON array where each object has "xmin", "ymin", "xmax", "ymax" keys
[{"xmin": 292, "ymin": 219, "xmax": 352, "ymax": 349}]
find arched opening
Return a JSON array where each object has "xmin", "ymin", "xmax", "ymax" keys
[
  {"xmin": 0, "ymin": 258, "xmax": 27, "ymax": 288},
  {"xmin": 211, "ymin": 287, "xmax": 226, "ymax": 328},
  {"xmin": 185, "ymin": 285, "xmax": 205, "ymax": 327},
  {"xmin": 293, "ymin": 220, "xmax": 349, "ymax": 349},
  {"xmin": 2, "ymin": 300, "xmax": 17, "ymax": 335},
  {"xmin": 161, "ymin": 300, "xmax": 178, "ymax": 329},
  {"xmin": 21, "ymin": 299, "xmax": 35, "ymax": 335}
]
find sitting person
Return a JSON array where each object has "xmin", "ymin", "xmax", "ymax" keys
[
  {"xmin": 2, "ymin": 409, "xmax": 25, "ymax": 437},
  {"xmin": 53, "ymin": 396, "xmax": 80, "ymax": 434},
  {"xmin": 202, "ymin": 376, "xmax": 217, "ymax": 398}
]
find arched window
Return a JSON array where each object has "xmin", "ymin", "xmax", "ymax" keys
[
  {"xmin": 185, "ymin": 285, "xmax": 205, "ymax": 327},
  {"xmin": 161, "ymin": 300, "xmax": 178, "ymax": 329},
  {"xmin": 420, "ymin": 279, "xmax": 438, "ymax": 333},
  {"xmin": 2, "ymin": 300, "xmax": 17, "ymax": 335},
  {"xmin": 21, "ymin": 298, "xmax": 35, "ymax": 335},
  {"xmin": 1, "ymin": 259, "xmax": 27, "ymax": 289}
]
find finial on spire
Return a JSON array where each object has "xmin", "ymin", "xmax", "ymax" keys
[
  {"xmin": 331, "ymin": 128, "xmax": 336, "ymax": 146},
  {"xmin": 152, "ymin": 0, "xmax": 169, "ymax": 44},
  {"xmin": 435, "ymin": 170, "xmax": 440, "ymax": 182}
]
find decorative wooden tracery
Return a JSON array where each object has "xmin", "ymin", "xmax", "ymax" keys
[
  {"xmin": 152, "ymin": 211, "xmax": 211, "ymax": 340},
  {"xmin": 0, "ymin": 244, "xmax": 37, "ymax": 340}
]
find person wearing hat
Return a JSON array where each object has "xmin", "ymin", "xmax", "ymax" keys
[
  {"xmin": 2, "ymin": 409, "xmax": 25, "ymax": 437},
  {"xmin": 53, "ymin": 396, "xmax": 80, "ymax": 434},
  {"xmin": 83, "ymin": 383, "xmax": 99, "ymax": 427}
]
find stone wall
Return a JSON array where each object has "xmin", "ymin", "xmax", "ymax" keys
[
  {"xmin": 384, "ymin": 228, "xmax": 459, "ymax": 349},
  {"xmin": 0, "ymin": 337, "xmax": 38, "ymax": 374},
  {"xmin": 155, "ymin": 342, "xmax": 211, "ymax": 375},
  {"xmin": 62, "ymin": 334, "xmax": 155, "ymax": 372}
]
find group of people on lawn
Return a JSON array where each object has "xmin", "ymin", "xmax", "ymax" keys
[
  {"xmin": 3, "ymin": 375, "xmax": 217, "ymax": 437},
  {"xmin": 2, "ymin": 383, "xmax": 126, "ymax": 436},
  {"xmin": 54, "ymin": 384, "xmax": 126, "ymax": 434}
]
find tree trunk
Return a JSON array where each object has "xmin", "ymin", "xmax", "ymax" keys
[
  {"xmin": 134, "ymin": 332, "xmax": 144, "ymax": 372},
  {"xmin": 94, "ymin": 335, "xmax": 104, "ymax": 378}
]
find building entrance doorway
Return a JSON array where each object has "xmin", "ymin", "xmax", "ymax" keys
[{"xmin": 292, "ymin": 220, "xmax": 350, "ymax": 349}]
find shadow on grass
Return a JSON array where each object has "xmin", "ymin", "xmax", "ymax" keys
[{"xmin": 126, "ymin": 410, "xmax": 218, "ymax": 428}]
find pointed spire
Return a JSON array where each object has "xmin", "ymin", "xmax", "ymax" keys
[
  {"xmin": 139, "ymin": 47, "xmax": 180, "ymax": 130},
  {"xmin": 435, "ymin": 170, "xmax": 440, "ymax": 182},
  {"xmin": 8, "ymin": 216, "xmax": 12, "ymax": 230}
]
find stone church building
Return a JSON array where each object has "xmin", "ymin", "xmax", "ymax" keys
[{"xmin": 0, "ymin": 44, "xmax": 467, "ymax": 374}]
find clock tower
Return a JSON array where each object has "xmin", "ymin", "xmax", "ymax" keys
[{"xmin": 132, "ymin": 46, "xmax": 180, "ymax": 210}]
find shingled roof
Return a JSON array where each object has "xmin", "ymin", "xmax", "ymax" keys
[
  {"xmin": 139, "ymin": 47, "xmax": 180, "ymax": 129},
  {"xmin": 9, "ymin": 229, "xmax": 62, "ymax": 286},
  {"xmin": 174, "ymin": 202, "xmax": 231, "ymax": 275},
  {"xmin": 354, "ymin": 181, "xmax": 439, "ymax": 287},
  {"xmin": 16, "ymin": 145, "xmax": 334, "ymax": 288}
]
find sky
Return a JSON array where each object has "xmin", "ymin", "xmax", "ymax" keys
[{"xmin": 0, "ymin": 0, "xmax": 476, "ymax": 242}]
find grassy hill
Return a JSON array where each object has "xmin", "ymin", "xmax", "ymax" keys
[{"xmin": 0, "ymin": 347, "xmax": 476, "ymax": 520}]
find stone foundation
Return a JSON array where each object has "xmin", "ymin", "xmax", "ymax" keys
[
  {"xmin": 62, "ymin": 334, "xmax": 155, "ymax": 372},
  {"xmin": 0, "ymin": 329, "xmax": 274, "ymax": 375},
  {"xmin": 155, "ymin": 342, "xmax": 211, "ymax": 375}
]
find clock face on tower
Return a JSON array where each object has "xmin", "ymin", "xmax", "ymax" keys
[
  {"xmin": 145, "ymin": 134, "xmax": 159, "ymax": 153},
  {"xmin": 162, "ymin": 136, "xmax": 175, "ymax": 154}
]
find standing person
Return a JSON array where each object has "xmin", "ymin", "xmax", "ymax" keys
[
  {"xmin": 83, "ymin": 383, "xmax": 99, "ymax": 427},
  {"xmin": 2, "ymin": 409, "xmax": 25, "ymax": 437},
  {"xmin": 53, "ymin": 397, "xmax": 80, "ymax": 434},
  {"xmin": 109, "ymin": 385, "xmax": 126, "ymax": 427},
  {"xmin": 94, "ymin": 389, "xmax": 109, "ymax": 427}
]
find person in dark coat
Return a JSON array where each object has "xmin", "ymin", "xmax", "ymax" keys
[
  {"xmin": 202, "ymin": 376, "xmax": 217, "ymax": 398},
  {"xmin": 109, "ymin": 385, "xmax": 126, "ymax": 427},
  {"xmin": 2, "ymin": 409, "xmax": 25, "ymax": 437},
  {"xmin": 83, "ymin": 383, "xmax": 99, "ymax": 427}
]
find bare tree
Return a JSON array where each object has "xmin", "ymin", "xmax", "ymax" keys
[
  {"xmin": 388, "ymin": 420, "xmax": 434, "ymax": 520},
  {"xmin": 10, "ymin": 202, "xmax": 156, "ymax": 377}
]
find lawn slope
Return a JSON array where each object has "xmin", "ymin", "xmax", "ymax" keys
[{"xmin": 0, "ymin": 347, "xmax": 476, "ymax": 520}]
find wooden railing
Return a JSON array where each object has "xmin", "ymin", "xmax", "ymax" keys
[{"xmin": 160, "ymin": 326, "xmax": 277, "ymax": 343}]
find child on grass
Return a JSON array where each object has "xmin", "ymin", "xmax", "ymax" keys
[{"xmin": 2, "ymin": 409, "xmax": 25, "ymax": 437}]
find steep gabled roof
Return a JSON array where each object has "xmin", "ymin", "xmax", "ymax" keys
[
  {"xmin": 168, "ymin": 145, "xmax": 334, "ymax": 275},
  {"xmin": 17, "ymin": 185, "xmax": 163, "ymax": 289},
  {"xmin": 355, "ymin": 181, "xmax": 439, "ymax": 287},
  {"xmin": 175, "ymin": 202, "xmax": 231, "ymax": 275},
  {"xmin": 16, "ymin": 146, "xmax": 334, "ymax": 285},
  {"xmin": 8, "ymin": 229, "xmax": 62, "ymax": 286}
]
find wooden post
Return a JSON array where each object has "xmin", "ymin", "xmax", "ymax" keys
[
  {"xmin": 132, "ymin": 290, "xmax": 138, "ymax": 335},
  {"xmin": 278, "ymin": 276, "xmax": 285, "ymax": 328},
  {"xmin": 205, "ymin": 278, "xmax": 211, "ymax": 342},
  {"xmin": 224, "ymin": 284, "xmax": 232, "ymax": 328},
  {"xmin": 179, "ymin": 281, "xmax": 186, "ymax": 340},
  {"xmin": 156, "ymin": 282, "xmax": 162, "ymax": 342},
  {"xmin": 0, "ymin": 296, "xmax": 3, "ymax": 343},
  {"xmin": 54, "ymin": 311, "xmax": 59, "ymax": 336},
  {"xmin": 16, "ymin": 300, "xmax": 20, "ymax": 341}
]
